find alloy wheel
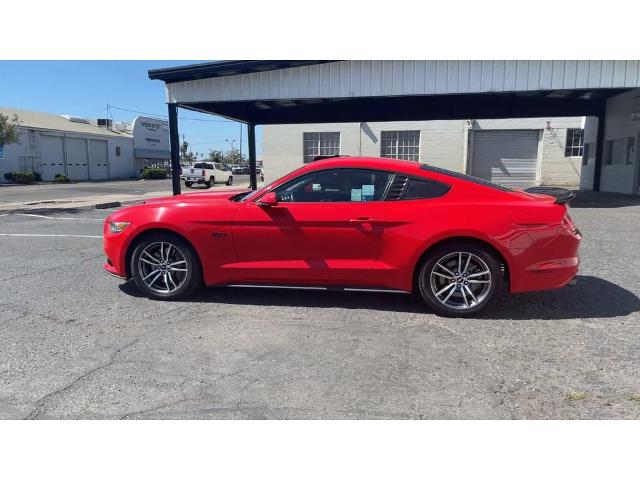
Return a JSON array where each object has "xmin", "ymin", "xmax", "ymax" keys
[
  {"xmin": 137, "ymin": 241, "xmax": 189, "ymax": 294},
  {"xmin": 428, "ymin": 251, "xmax": 492, "ymax": 311}
]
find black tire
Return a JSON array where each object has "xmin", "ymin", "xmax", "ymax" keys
[
  {"xmin": 185, "ymin": 181, "xmax": 193, "ymax": 188},
  {"xmin": 417, "ymin": 241, "xmax": 502, "ymax": 317},
  {"xmin": 226, "ymin": 176, "xmax": 233, "ymax": 186},
  {"xmin": 130, "ymin": 233, "xmax": 202, "ymax": 300},
  {"xmin": 205, "ymin": 176, "xmax": 214, "ymax": 188}
]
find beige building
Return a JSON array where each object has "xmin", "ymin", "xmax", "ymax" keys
[{"xmin": 263, "ymin": 117, "xmax": 584, "ymax": 188}]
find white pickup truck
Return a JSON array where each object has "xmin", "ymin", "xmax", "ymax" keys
[{"xmin": 181, "ymin": 162, "xmax": 233, "ymax": 188}]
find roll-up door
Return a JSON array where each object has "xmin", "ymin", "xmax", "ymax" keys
[
  {"xmin": 471, "ymin": 130, "xmax": 540, "ymax": 188},
  {"xmin": 39, "ymin": 134, "xmax": 65, "ymax": 181},
  {"xmin": 66, "ymin": 137, "xmax": 90, "ymax": 180},
  {"xmin": 89, "ymin": 139, "xmax": 109, "ymax": 180}
]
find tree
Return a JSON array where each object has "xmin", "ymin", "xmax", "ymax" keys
[
  {"xmin": 208, "ymin": 149, "xmax": 224, "ymax": 162},
  {"xmin": 0, "ymin": 113, "xmax": 21, "ymax": 145},
  {"xmin": 224, "ymin": 148, "xmax": 247, "ymax": 165},
  {"xmin": 180, "ymin": 140, "xmax": 195, "ymax": 164}
]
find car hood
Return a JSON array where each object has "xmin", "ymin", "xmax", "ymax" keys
[{"xmin": 142, "ymin": 188, "xmax": 249, "ymax": 205}]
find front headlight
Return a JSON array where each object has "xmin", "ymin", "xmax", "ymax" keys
[{"xmin": 109, "ymin": 221, "xmax": 130, "ymax": 233}]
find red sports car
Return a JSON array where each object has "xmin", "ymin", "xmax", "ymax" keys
[{"xmin": 103, "ymin": 157, "xmax": 581, "ymax": 317}]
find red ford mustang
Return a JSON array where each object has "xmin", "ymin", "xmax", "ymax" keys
[{"xmin": 103, "ymin": 157, "xmax": 581, "ymax": 317}]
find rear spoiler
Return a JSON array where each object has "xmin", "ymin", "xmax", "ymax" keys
[{"xmin": 523, "ymin": 186, "xmax": 576, "ymax": 205}]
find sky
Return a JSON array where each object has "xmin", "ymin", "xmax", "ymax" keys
[{"xmin": 0, "ymin": 60, "xmax": 261, "ymax": 158}]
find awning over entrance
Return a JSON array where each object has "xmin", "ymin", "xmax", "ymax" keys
[{"xmin": 149, "ymin": 60, "xmax": 640, "ymax": 194}]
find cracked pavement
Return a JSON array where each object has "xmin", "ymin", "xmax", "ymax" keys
[{"xmin": 0, "ymin": 196, "xmax": 639, "ymax": 419}]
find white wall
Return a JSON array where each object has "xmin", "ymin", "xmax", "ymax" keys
[
  {"xmin": 262, "ymin": 120, "xmax": 467, "ymax": 182},
  {"xmin": 263, "ymin": 117, "xmax": 583, "ymax": 186},
  {"xmin": 580, "ymin": 89, "xmax": 640, "ymax": 194}
]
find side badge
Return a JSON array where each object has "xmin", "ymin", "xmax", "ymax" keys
[{"xmin": 212, "ymin": 232, "xmax": 227, "ymax": 238}]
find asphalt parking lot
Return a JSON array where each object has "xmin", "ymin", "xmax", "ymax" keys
[{"xmin": 1, "ymin": 197, "xmax": 639, "ymax": 419}]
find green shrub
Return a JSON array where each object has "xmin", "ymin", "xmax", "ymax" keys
[
  {"xmin": 53, "ymin": 173, "xmax": 70, "ymax": 183},
  {"xmin": 141, "ymin": 167, "xmax": 168, "ymax": 179},
  {"xmin": 4, "ymin": 171, "xmax": 36, "ymax": 184},
  {"xmin": 4, "ymin": 171, "xmax": 39, "ymax": 183}
]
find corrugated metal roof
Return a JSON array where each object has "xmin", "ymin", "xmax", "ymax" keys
[
  {"xmin": 163, "ymin": 60, "xmax": 640, "ymax": 104},
  {"xmin": 0, "ymin": 106, "xmax": 132, "ymax": 137},
  {"xmin": 148, "ymin": 60, "xmax": 335, "ymax": 83}
]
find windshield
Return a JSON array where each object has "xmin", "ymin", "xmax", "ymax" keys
[{"xmin": 193, "ymin": 162, "xmax": 211, "ymax": 169}]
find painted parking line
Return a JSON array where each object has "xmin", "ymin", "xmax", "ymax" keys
[
  {"xmin": 0, "ymin": 233, "xmax": 101, "ymax": 238},
  {"xmin": 11, "ymin": 213, "xmax": 104, "ymax": 221}
]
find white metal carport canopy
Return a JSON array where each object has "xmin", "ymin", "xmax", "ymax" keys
[{"xmin": 148, "ymin": 60, "xmax": 640, "ymax": 194}]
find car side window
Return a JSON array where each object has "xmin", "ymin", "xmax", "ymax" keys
[
  {"xmin": 275, "ymin": 169, "xmax": 392, "ymax": 203},
  {"xmin": 402, "ymin": 178, "xmax": 451, "ymax": 200}
]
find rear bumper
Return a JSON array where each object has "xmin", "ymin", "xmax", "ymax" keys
[{"xmin": 510, "ymin": 228, "xmax": 581, "ymax": 293}]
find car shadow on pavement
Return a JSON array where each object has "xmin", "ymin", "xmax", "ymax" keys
[{"xmin": 119, "ymin": 275, "xmax": 640, "ymax": 320}]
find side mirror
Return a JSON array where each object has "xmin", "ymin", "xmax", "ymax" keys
[{"xmin": 256, "ymin": 191, "xmax": 278, "ymax": 207}]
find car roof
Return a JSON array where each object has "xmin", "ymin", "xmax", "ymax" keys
[{"xmin": 299, "ymin": 156, "xmax": 424, "ymax": 175}]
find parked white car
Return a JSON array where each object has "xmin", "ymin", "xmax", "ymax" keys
[{"xmin": 181, "ymin": 162, "xmax": 233, "ymax": 188}]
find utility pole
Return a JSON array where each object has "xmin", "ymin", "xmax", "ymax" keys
[{"xmin": 239, "ymin": 124, "xmax": 243, "ymax": 158}]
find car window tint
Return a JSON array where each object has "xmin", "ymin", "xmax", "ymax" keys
[
  {"xmin": 403, "ymin": 178, "xmax": 450, "ymax": 200},
  {"xmin": 275, "ymin": 169, "xmax": 392, "ymax": 203}
]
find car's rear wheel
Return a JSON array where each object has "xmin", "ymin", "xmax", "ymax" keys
[
  {"xmin": 206, "ymin": 176, "xmax": 214, "ymax": 188},
  {"xmin": 417, "ymin": 242, "xmax": 502, "ymax": 317},
  {"xmin": 185, "ymin": 181, "xmax": 193, "ymax": 188},
  {"xmin": 131, "ymin": 234, "xmax": 202, "ymax": 300},
  {"xmin": 226, "ymin": 176, "xmax": 233, "ymax": 186}
]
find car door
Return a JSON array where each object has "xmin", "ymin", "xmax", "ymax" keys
[{"xmin": 232, "ymin": 168, "xmax": 392, "ymax": 284}]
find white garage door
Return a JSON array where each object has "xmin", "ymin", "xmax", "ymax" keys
[
  {"xmin": 471, "ymin": 130, "xmax": 540, "ymax": 189},
  {"xmin": 40, "ymin": 135, "xmax": 65, "ymax": 181},
  {"xmin": 89, "ymin": 139, "xmax": 109, "ymax": 180},
  {"xmin": 66, "ymin": 138, "xmax": 90, "ymax": 180}
]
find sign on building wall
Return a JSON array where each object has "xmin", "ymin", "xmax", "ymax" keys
[{"xmin": 132, "ymin": 116, "xmax": 170, "ymax": 159}]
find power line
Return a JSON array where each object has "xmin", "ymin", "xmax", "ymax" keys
[{"xmin": 108, "ymin": 105, "xmax": 235, "ymax": 123}]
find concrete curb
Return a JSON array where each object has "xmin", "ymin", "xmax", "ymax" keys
[{"xmin": 0, "ymin": 197, "xmax": 148, "ymax": 215}]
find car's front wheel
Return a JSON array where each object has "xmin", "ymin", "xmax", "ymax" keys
[
  {"xmin": 417, "ymin": 242, "xmax": 502, "ymax": 317},
  {"xmin": 131, "ymin": 233, "xmax": 202, "ymax": 300}
]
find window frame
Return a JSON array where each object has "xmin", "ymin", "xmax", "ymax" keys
[
  {"xmin": 625, "ymin": 137, "xmax": 636, "ymax": 165},
  {"xmin": 115, "ymin": 146, "xmax": 121, "ymax": 157},
  {"xmin": 564, "ymin": 128, "xmax": 584, "ymax": 158},
  {"xmin": 271, "ymin": 167, "xmax": 394, "ymax": 203},
  {"xmin": 399, "ymin": 177, "xmax": 451, "ymax": 201},
  {"xmin": 302, "ymin": 132, "xmax": 341, "ymax": 163},
  {"xmin": 380, "ymin": 130, "xmax": 421, "ymax": 162}
]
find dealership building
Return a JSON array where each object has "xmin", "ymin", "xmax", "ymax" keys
[
  {"xmin": 0, "ymin": 107, "xmax": 170, "ymax": 182},
  {"xmin": 263, "ymin": 117, "xmax": 585, "ymax": 188},
  {"xmin": 149, "ymin": 60, "xmax": 640, "ymax": 196}
]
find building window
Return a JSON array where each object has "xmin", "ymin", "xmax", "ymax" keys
[
  {"xmin": 565, "ymin": 129, "xmax": 584, "ymax": 157},
  {"xmin": 603, "ymin": 140, "xmax": 614, "ymax": 165},
  {"xmin": 626, "ymin": 137, "xmax": 636, "ymax": 165},
  {"xmin": 380, "ymin": 130, "xmax": 420, "ymax": 161},
  {"xmin": 115, "ymin": 146, "xmax": 121, "ymax": 157},
  {"xmin": 303, "ymin": 132, "xmax": 340, "ymax": 163}
]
